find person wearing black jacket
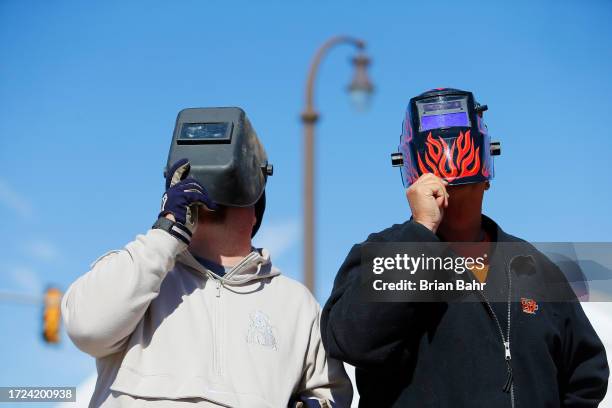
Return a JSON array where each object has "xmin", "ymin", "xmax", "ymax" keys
[{"xmin": 321, "ymin": 88, "xmax": 609, "ymax": 407}]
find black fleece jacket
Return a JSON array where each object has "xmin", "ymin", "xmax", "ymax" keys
[{"xmin": 321, "ymin": 216, "xmax": 608, "ymax": 407}]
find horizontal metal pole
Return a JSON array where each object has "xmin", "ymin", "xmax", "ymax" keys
[{"xmin": 0, "ymin": 290, "xmax": 43, "ymax": 305}]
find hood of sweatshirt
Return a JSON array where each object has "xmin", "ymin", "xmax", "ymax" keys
[{"xmin": 177, "ymin": 247, "xmax": 280, "ymax": 286}]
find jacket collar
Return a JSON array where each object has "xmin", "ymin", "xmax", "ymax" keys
[{"xmin": 177, "ymin": 248, "xmax": 280, "ymax": 286}]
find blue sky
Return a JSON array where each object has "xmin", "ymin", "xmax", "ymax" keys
[{"xmin": 1, "ymin": 0, "xmax": 611, "ymax": 398}]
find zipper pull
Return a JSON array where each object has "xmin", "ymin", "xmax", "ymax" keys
[
  {"xmin": 503, "ymin": 342, "xmax": 513, "ymax": 393},
  {"xmin": 216, "ymin": 280, "xmax": 221, "ymax": 298}
]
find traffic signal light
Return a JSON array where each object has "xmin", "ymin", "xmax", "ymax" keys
[{"xmin": 42, "ymin": 287, "xmax": 62, "ymax": 344}]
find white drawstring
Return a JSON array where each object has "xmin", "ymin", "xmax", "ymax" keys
[
  {"xmin": 181, "ymin": 248, "xmax": 280, "ymax": 292},
  {"xmin": 206, "ymin": 251, "xmax": 275, "ymax": 287}
]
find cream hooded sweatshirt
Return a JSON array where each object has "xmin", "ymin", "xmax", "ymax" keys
[{"xmin": 62, "ymin": 229, "xmax": 352, "ymax": 407}]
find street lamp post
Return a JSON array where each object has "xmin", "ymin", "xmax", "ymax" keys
[{"xmin": 301, "ymin": 36, "xmax": 373, "ymax": 293}]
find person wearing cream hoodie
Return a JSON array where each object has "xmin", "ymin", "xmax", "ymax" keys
[{"xmin": 62, "ymin": 158, "xmax": 352, "ymax": 407}]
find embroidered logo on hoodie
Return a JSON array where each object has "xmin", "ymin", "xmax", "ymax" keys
[
  {"xmin": 247, "ymin": 310, "xmax": 278, "ymax": 350},
  {"xmin": 521, "ymin": 297, "xmax": 539, "ymax": 315}
]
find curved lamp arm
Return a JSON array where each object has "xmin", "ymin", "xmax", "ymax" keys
[{"xmin": 302, "ymin": 36, "xmax": 366, "ymax": 123}]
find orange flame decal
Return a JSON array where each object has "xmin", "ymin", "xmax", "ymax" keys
[
  {"xmin": 482, "ymin": 163, "xmax": 490, "ymax": 178},
  {"xmin": 417, "ymin": 130, "xmax": 480, "ymax": 182}
]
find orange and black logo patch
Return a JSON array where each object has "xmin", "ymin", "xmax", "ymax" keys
[{"xmin": 521, "ymin": 297, "xmax": 539, "ymax": 315}]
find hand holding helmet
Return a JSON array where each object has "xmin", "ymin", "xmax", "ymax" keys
[
  {"xmin": 155, "ymin": 158, "xmax": 217, "ymax": 244},
  {"xmin": 165, "ymin": 107, "xmax": 272, "ymax": 237},
  {"xmin": 406, "ymin": 173, "xmax": 449, "ymax": 233},
  {"xmin": 392, "ymin": 88, "xmax": 501, "ymax": 231}
]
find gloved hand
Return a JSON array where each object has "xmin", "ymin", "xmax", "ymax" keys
[{"xmin": 157, "ymin": 158, "xmax": 217, "ymax": 243}]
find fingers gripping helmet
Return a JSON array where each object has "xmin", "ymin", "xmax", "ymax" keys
[
  {"xmin": 166, "ymin": 107, "xmax": 273, "ymax": 237},
  {"xmin": 391, "ymin": 88, "xmax": 501, "ymax": 186}
]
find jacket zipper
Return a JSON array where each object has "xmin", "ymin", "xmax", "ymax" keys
[
  {"xmin": 474, "ymin": 262, "xmax": 515, "ymax": 408},
  {"xmin": 208, "ymin": 253, "xmax": 259, "ymax": 378},
  {"xmin": 213, "ymin": 279, "xmax": 224, "ymax": 377}
]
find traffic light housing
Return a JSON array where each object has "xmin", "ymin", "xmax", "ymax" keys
[{"xmin": 42, "ymin": 287, "xmax": 62, "ymax": 344}]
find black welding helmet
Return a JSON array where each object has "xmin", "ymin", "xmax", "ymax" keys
[
  {"xmin": 391, "ymin": 88, "xmax": 500, "ymax": 186},
  {"xmin": 165, "ymin": 107, "xmax": 273, "ymax": 236}
]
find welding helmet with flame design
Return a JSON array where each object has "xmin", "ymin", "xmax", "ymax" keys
[{"xmin": 391, "ymin": 88, "xmax": 501, "ymax": 186}]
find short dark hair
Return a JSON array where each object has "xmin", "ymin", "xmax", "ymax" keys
[{"xmin": 198, "ymin": 205, "xmax": 228, "ymax": 224}]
